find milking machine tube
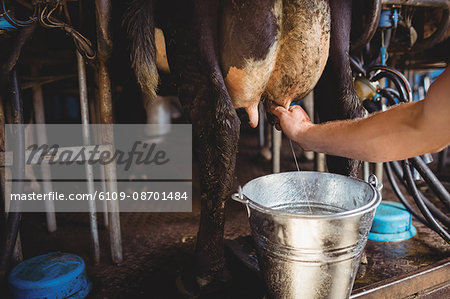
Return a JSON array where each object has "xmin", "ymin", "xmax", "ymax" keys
[
  {"xmin": 368, "ymin": 65, "xmax": 413, "ymax": 101},
  {"xmin": 0, "ymin": 0, "xmax": 36, "ymax": 33},
  {"xmin": 357, "ymin": 62, "xmax": 450, "ymax": 242},
  {"xmin": 388, "ymin": 160, "xmax": 450, "ymax": 229},
  {"xmin": 384, "ymin": 162, "xmax": 429, "ymax": 226},
  {"xmin": 410, "ymin": 156, "xmax": 450, "ymax": 210},
  {"xmin": 402, "ymin": 160, "xmax": 450, "ymax": 242}
]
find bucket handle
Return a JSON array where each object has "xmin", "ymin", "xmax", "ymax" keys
[
  {"xmin": 369, "ymin": 174, "xmax": 383, "ymax": 191},
  {"xmin": 231, "ymin": 186, "xmax": 251, "ymax": 217},
  {"xmin": 231, "ymin": 186, "xmax": 248, "ymax": 205}
]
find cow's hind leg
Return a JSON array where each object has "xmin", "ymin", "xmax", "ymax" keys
[
  {"xmin": 159, "ymin": 0, "xmax": 240, "ymax": 295},
  {"xmin": 314, "ymin": 0, "xmax": 364, "ymax": 176}
]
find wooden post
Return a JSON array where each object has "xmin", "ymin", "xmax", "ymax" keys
[{"xmin": 95, "ymin": 0, "xmax": 123, "ymax": 264}]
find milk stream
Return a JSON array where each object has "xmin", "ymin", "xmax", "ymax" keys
[{"xmin": 289, "ymin": 139, "xmax": 313, "ymax": 214}]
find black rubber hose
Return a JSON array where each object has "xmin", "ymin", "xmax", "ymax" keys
[
  {"xmin": 384, "ymin": 87, "xmax": 404, "ymax": 102},
  {"xmin": 390, "ymin": 160, "xmax": 450, "ymax": 228},
  {"xmin": 351, "ymin": 0, "xmax": 382, "ymax": 52},
  {"xmin": 378, "ymin": 88, "xmax": 398, "ymax": 106},
  {"xmin": 371, "ymin": 72, "xmax": 409, "ymax": 103},
  {"xmin": 0, "ymin": 69, "xmax": 25, "ymax": 277},
  {"xmin": 402, "ymin": 160, "xmax": 450, "ymax": 243},
  {"xmin": 385, "ymin": 162, "xmax": 429, "ymax": 226},
  {"xmin": 369, "ymin": 65, "xmax": 413, "ymax": 94},
  {"xmin": 368, "ymin": 65, "xmax": 412, "ymax": 101},
  {"xmin": 350, "ymin": 56, "xmax": 366, "ymax": 75},
  {"xmin": 362, "ymin": 99, "xmax": 380, "ymax": 113},
  {"xmin": 417, "ymin": 191, "xmax": 450, "ymax": 229},
  {"xmin": 410, "ymin": 156, "xmax": 450, "ymax": 211}
]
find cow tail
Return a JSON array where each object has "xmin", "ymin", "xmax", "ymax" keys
[{"xmin": 124, "ymin": 0, "xmax": 158, "ymax": 100}]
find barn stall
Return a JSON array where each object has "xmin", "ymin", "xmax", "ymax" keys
[{"xmin": 0, "ymin": 0, "xmax": 449, "ymax": 298}]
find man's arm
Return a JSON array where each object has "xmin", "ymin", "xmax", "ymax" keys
[{"xmin": 270, "ymin": 67, "xmax": 450, "ymax": 163}]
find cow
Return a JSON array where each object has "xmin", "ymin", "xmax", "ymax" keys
[{"xmin": 125, "ymin": 0, "xmax": 363, "ymax": 295}]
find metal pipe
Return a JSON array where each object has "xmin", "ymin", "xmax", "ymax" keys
[
  {"xmin": 0, "ymin": 96, "xmax": 6, "ymax": 231},
  {"xmin": 89, "ymin": 92, "xmax": 108, "ymax": 228},
  {"xmin": 0, "ymin": 69, "xmax": 25, "ymax": 277},
  {"xmin": 381, "ymin": 0, "xmax": 449, "ymax": 8},
  {"xmin": 351, "ymin": 0, "xmax": 382, "ymax": 52},
  {"xmin": 257, "ymin": 102, "xmax": 265, "ymax": 148},
  {"xmin": 77, "ymin": 51, "xmax": 100, "ymax": 264},
  {"xmin": 272, "ymin": 126, "xmax": 281, "ymax": 173},
  {"xmin": 375, "ymin": 162, "xmax": 384, "ymax": 183},
  {"xmin": 31, "ymin": 67, "xmax": 57, "ymax": 233},
  {"xmin": 95, "ymin": 0, "xmax": 123, "ymax": 264},
  {"xmin": 363, "ymin": 161, "xmax": 370, "ymax": 181},
  {"xmin": 0, "ymin": 96, "xmax": 23, "ymax": 266},
  {"xmin": 316, "ymin": 153, "xmax": 326, "ymax": 172},
  {"xmin": 302, "ymin": 92, "xmax": 315, "ymax": 161}
]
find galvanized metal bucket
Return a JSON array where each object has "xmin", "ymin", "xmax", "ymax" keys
[{"xmin": 231, "ymin": 171, "xmax": 382, "ymax": 299}]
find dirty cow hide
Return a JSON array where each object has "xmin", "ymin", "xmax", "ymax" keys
[{"xmin": 125, "ymin": 0, "xmax": 362, "ymax": 295}]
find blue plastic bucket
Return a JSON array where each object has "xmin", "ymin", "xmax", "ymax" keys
[{"xmin": 8, "ymin": 252, "xmax": 91, "ymax": 299}]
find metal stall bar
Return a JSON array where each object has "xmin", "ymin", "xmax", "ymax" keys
[
  {"xmin": 302, "ymin": 91, "xmax": 315, "ymax": 161},
  {"xmin": 272, "ymin": 127, "xmax": 282, "ymax": 173},
  {"xmin": 31, "ymin": 66, "xmax": 57, "ymax": 233},
  {"xmin": 77, "ymin": 52, "xmax": 100, "ymax": 264},
  {"xmin": 94, "ymin": 0, "xmax": 123, "ymax": 264},
  {"xmin": 0, "ymin": 95, "xmax": 23, "ymax": 267},
  {"xmin": 89, "ymin": 88, "xmax": 109, "ymax": 228},
  {"xmin": 0, "ymin": 69, "xmax": 25, "ymax": 277},
  {"xmin": 0, "ymin": 25, "xmax": 35, "ymax": 275}
]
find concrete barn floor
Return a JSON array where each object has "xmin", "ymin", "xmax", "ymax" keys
[{"xmin": 18, "ymin": 127, "xmax": 450, "ymax": 298}]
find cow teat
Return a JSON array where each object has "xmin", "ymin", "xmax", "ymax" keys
[{"xmin": 245, "ymin": 104, "xmax": 259, "ymax": 128}]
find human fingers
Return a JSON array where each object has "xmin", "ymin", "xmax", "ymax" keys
[
  {"xmin": 288, "ymin": 105, "xmax": 311, "ymax": 122},
  {"xmin": 269, "ymin": 103, "xmax": 288, "ymax": 118}
]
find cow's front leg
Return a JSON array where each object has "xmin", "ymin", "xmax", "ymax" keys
[
  {"xmin": 160, "ymin": 0, "xmax": 240, "ymax": 294},
  {"xmin": 314, "ymin": 0, "xmax": 364, "ymax": 176}
]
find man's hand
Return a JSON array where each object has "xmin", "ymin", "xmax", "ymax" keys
[{"xmin": 269, "ymin": 104, "xmax": 314, "ymax": 149}]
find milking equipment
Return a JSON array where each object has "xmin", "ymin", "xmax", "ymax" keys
[
  {"xmin": 1, "ymin": 0, "xmax": 95, "ymax": 60},
  {"xmin": 0, "ymin": 1, "xmax": 35, "ymax": 34},
  {"xmin": 351, "ymin": 3, "xmax": 450, "ymax": 243}
]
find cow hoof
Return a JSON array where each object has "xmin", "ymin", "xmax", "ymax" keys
[{"xmin": 176, "ymin": 266, "xmax": 231, "ymax": 298}]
